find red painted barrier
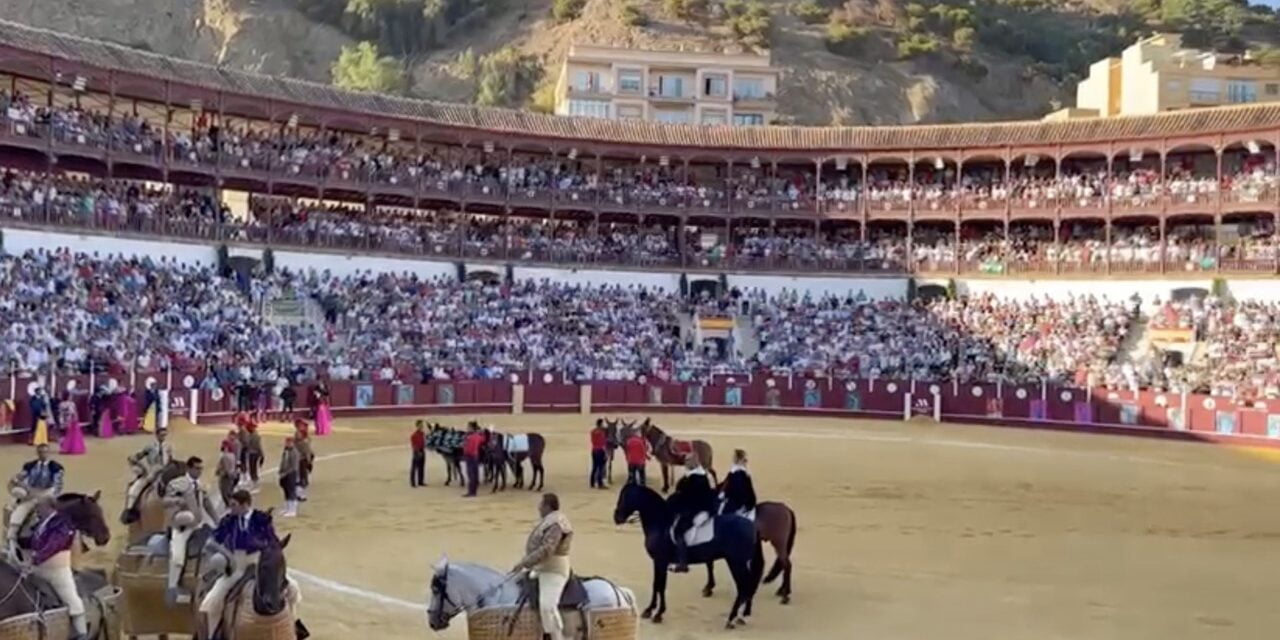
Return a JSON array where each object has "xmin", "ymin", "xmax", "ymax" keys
[{"xmin": 70, "ymin": 376, "xmax": 1275, "ymax": 449}]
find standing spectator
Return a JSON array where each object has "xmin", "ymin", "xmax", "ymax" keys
[
  {"xmin": 216, "ymin": 437, "xmax": 240, "ymax": 507},
  {"xmin": 27, "ymin": 387, "xmax": 50, "ymax": 436},
  {"xmin": 462, "ymin": 424, "xmax": 485, "ymax": 498},
  {"xmin": 279, "ymin": 385, "xmax": 297, "ymax": 419},
  {"xmin": 293, "ymin": 420, "xmax": 314, "ymax": 502},
  {"xmin": 589, "ymin": 420, "xmax": 608, "ymax": 489},
  {"xmin": 278, "ymin": 438, "xmax": 300, "ymax": 518},
  {"xmin": 409, "ymin": 421, "xmax": 427, "ymax": 488}
]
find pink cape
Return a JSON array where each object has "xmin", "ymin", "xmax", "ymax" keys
[
  {"xmin": 59, "ymin": 416, "xmax": 86, "ymax": 455},
  {"xmin": 121, "ymin": 394, "xmax": 140, "ymax": 434},
  {"xmin": 98, "ymin": 406, "xmax": 114, "ymax": 439},
  {"xmin": 314, "ymin": 403, "xmax": 333, "ymax": 436}
]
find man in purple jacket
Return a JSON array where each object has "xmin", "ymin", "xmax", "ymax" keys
[{"xmin": 24, "ymin": 497, "xmax": 87, "ymax": 638}]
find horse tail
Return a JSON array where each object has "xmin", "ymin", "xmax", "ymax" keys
[
  {"xmin": 763, "ymin": 506, "xmax": 796, "ymax": 585},
  {"xmin": 749, "ymin": 527, "xmax": 766, "ymax": 596}
]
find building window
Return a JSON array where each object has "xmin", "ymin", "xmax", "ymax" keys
[
  {"xmin": 734, "ymin": 77, "xmax": 766, "ymax": 100},
  {"xmin": 568, "ymin": 99, "xmax": 610, "ymax": 118},
  {"xmin": 1188, "ymin": 77, "xmax": 1219, "ymax": 104},
  {"xmin": 1227, "ymin": 81, "xmax": 1258, "ymax": 104},
  {"xmin": 701, "ymin": 109, "xmax": 727, "ymax": 125},
  {"xmin": 572, "ymin": 71, "xmax": 603, "ymax": 93},
  {"xmin": 617, "ymin": 104, "xmax": 644, "ymax": 120},
  {"xmin": 703, "ymin": 74, "xmax": 728, "ymax": 98},
  {"xmin": 656, "ymin": 76, "xmax": 685, "ymax": 98},
  {"xmin": 733, "ymin": 112, "xmax": 765, "ymax": 126},
  {"xmin": 655, "ymin": 109, "xmax": 692, "ymax": 124},
  {"xmin": 618, "ymin": 70, "xmax": 642, "ymax": 94},
  {"xmin": 1267, "ymin": 83, "xmax": 1279, "ymax": 97}
]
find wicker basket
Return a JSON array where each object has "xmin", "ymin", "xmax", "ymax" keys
[
  {"xmin": 91, "ymin": 585, "xmax": 123, "ymax": 640},
  {"xmin": 114, "ymin": 549, "xmax": 196, "ymax": 636},
  {"xmin": 226, "ymin": 585, "xmax": 296, "ymax": 640},
  {"xmin": 0, "ymin": 609, "xmax": 71, "ymax": 640},
  {"xmin": 467, "ymin": 606, "xmax": 637, "ymax": 640}
]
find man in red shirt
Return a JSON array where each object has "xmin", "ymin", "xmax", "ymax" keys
[
  {"xmin": 462, "ymin": 424, "xmax": 485, "ymax": 497},
  {"xmin": 410, "ymin": 420, "xmax": 427, "ymax": 488},
  {"xmin": 589, "ymin": 420, "xmax": 608, "ymax": 489},
  {"xmin": 625, "ymin": 430, "xmax": 648, "ymax": 487}
]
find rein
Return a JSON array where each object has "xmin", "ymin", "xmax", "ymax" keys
[{"xmin": 436, "ymin": 568, "xmax": 519, "ymax": 614}]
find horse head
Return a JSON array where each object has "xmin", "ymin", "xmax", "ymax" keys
[
  {"xmin": 613, "ymin": 482, "xmax": 665, "ymax": 529},
  {"xmin": 426, "ymin": 558, "xmax": 508, "ymax": 632},
  {"xmin": 253, "ymin": 533, "xmax": 291, "ymax": 616},
  {"xmin": 58, "ymin": 491, "xmax": 110, "ymax": 547}
]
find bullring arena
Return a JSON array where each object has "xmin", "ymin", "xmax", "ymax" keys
[
  {"xmin": 6, "ymin": 15, "xmax": 1280, "ymax": 640},
  {"xmin": 4, "ymin": 412, "xmax": 1280, "ymax": 640}
]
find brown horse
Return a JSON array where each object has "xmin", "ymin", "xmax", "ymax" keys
[
  {"xmin": 483, "ymin": 431, "xmax": 547, "ymax": 492},
  {"xmin": 641, "ymin": 420, "xmax": 716, "ymax": 493},
  {"xmin": 702, "ymin": 501, "xmax": 798, "ymax": 604},
  {"xmin": 122, "ymin": 459, "xmax": 187, "ymax": 547},
  {"xmin": 0, "ymin": 492, "xmax": 113, "ymax": 622}
]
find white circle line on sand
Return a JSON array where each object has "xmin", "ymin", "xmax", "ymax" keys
[{"xmin": 288, "ymin": 568, "xmax": 421, "ymax": 611}]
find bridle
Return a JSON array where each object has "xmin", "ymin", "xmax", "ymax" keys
[{"xmin": 430, "ymin": 567, "xmax": 517, "ymax": 620}]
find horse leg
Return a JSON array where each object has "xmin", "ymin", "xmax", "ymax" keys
[
  {"xmin": 642, "ymin": 559, "xmax": 662, "ymax": 620},
  {"xmin": 725, "ymin": 557, "xmax": 752, "ymax": 629},
  {"xmin": 703, "ymin": 561, "xmax": 716, "ymax": 597},
  {"xmin": 770, "ymin": 538, "xmax": 793, "ymax": 604},
  {"xmin": 653, "ymin": 561, "xmax": 668, "ymax": 624}
]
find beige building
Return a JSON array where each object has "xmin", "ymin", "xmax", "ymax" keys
[
  {"xmin": 553, "ymin": 44, "xmax": 779, "ymax": 126},
  {"xmin": 1066, "ymin": 33, "xmax": 1280, "ymax": 119}
]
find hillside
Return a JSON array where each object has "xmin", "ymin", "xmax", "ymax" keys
[{"xmin": 2, "ymin": 0, "xmax": 1277, "ymax": 125}]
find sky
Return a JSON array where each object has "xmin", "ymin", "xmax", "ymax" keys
[{"xmin": 1254, "ymin": 0, "xmax": 1280, "ymax": 8}]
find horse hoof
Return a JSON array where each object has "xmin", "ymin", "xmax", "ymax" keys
[
  {"xmin": 725, "ymin": 621, "xmax": 735, "ymax": 630},
  {"xmin": 652, "ymin": 615, "xmax": 663, "ymax": 624},
  {"xmin": 641, "ymin": 609, "xmax": 653, "ymax": 620},
  {"xmin": 702, "ymin": 588, "xmax": 713, "ymax": 598},
  {"xmin": 736, "ymin": 616, "xmax": 749, "ymax": 626},
  {"xmin": 780, "ymin": 595, "xmax": 791, "ymax": 605}
]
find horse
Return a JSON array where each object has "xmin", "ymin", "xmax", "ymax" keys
[
  {"xmin": 211, "ymin": 532, "xmax": 307, "ymax": 640},
  {"xmin": 602, "ymin": 418, "xmax": 638, "ymax": 486},
  {"xmin": 425, "ymin": 558, "xmax": 635, "ymax": 632},
  {"xmin": 425, "ymin": 424, "xmax": 464, "ymax": 487},
  {"xmin": 640, "ymin": 421, "xmax": 716, "ymax": 493},
  {"xmin": 0, "ymin": 492, "xmax": 114, "ymax": 634},
  {"xmin": 702, "ymin": 501, "xmax": 798, "ymax": 604},
  {"xmin": 121, "ymin": 458, "xmax": 187, "ymax": 550},
  {"xmin": 612, "ymin": 483, "xmax": 762, "ymax": 628}
]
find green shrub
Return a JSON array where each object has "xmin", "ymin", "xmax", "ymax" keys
[
  {"xmin": 552, "ymin": 0, "xmax": 586, "ymax": 22},
  {"xmin": 725, "ymin": 0, "xmax": 772, "ymax": 46},
  {"xmin": 793, "ymin": 0, "xmax": 828, "ymax": 24},
  {"xmin": 896, "ymin": 32, "xmax": 941, "ymax": 59},
  {"xmin": 825, "ymin": 20, "xmax": 870, "ymax": 57},
  {"xmin": 622, "ymin": 3, "xmax": 649, "ymax": 26},
  {"xmin": 331, "ymin": 41, "xmax": 404, "ymax": 93}
]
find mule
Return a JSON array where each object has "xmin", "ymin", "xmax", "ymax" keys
[
  {"xmin": 641, "ymin": 421, "xmax": 716, "ymax": 493},
  {"xmin": 702, "ymin": 501, "xmax": 798, "ymax": 604},
  {"xmin": 602, "ymin": 418, "xmax": 639, "ymax": 486},
  {"xmin": 612, "ymin": 483, "xmax": 762, "ymax": 628},
  {"xmin": 425, "ymin": 558, "xmax": 634, "ymax": 632},
  {"xmin": 425, "ymin": 425, "xmax": 464, "ymax": 487}
]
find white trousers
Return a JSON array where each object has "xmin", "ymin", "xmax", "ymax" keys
[
  {"xmin": 535, "ymin": 570, "xmax": 569, "ymax": 640},
  {"xmin": 36, "ymin": 549, "xmax": 87, "ymax": 635},
  {"xmin": 124, "ymin": 465, "xmax": 153, "ymax": 507},
  {"xmin": 167, "ymin": 519, "xmax": 207, "ymax": 591},
  {"xmin": 199, "ymin": 552, "xmax": 301, "ymax": 637}
]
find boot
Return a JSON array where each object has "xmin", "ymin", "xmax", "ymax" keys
[
  {"xmin": 70, "ymin": 613, "xmax": 88, "ymax": 640},
  {"xmin": 672, "ymin": 539, "xmax": 690, "ymax": 573}
]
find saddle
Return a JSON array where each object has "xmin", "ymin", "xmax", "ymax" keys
[
  {"xmin": 504, "ymin": 434, "xmax": 530, "ymax": 455},
  {"xmin": 670, "ymin": 512, "xmax": 715, "ymax": 547},
  {"xmin": 507, "ymin": 573, "xmax": 592, "ymax": 639}
]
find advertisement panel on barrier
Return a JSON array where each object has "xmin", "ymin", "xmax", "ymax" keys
[
  {"xmin": 436, "ymin": 384, "xmax": 455, "ymax": 405},
  {"xmin": 766, "ymin": 388, "xmax": 782, "ymax": 408},
  {"xmin": 844, "ymin": 390, "xmax": 861, "ymax": 411},
  {"xmin": 355, "ymin": 384, "xmax": 374, "ymax": 408},
  {"xmin": 725, "ymin": 387, "xmax": 743, "ymax": 407},
  {"xmin": 1268, "ymin": 414, "xmax": 1280, "ymax": 438},
  {"xmin": 648, "ymin": 386, "xmax": 663, "ymax": 405},
  {"xmin": 1119, "ymin": 404, "xmax": 1140, "ymax": 425},
  {"xmin": 395, "ymin": 384, "xmax": 415, "ymax": 405},
  {"xmin": 1216, "ymin": 411, "xmax": 1238, "ymax": 434},
  {"xmin": 803, "ymin": 386, "xmax": 821, "ymax": 408},
  {"xmin": 686, "ymin": 386, "xmax": 703, "ymax": 406}
]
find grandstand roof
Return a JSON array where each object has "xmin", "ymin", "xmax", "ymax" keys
[{"xmin": 2, "ymin": 19, "xmax": 1280, "ymax": 153}]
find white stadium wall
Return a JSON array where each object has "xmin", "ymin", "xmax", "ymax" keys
[
  {"xmin": 511, "ymin": 266, "xmax": 681, "ymax": 291},
  {"xmin": 955, "ymin": 278, "xmax": 1215, "ymax": 305},
  {"xmin": 727, "ymin": 274, "xmax": 909, "ymax": 300},
  {"xmin": 272, "ymin": 250, "xmax": 455, "ymax": 279},
  {"xmin": 1224, "ymin": 280, "xmax": 1280, "ymax": 302},
  {"xmin": 0, "ymin": 228, "xmax": 218, "ymax": 265}
]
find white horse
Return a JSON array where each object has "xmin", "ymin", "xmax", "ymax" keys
[{"xmin": 425, "ymin": 557, "xmax": 636, "ymax": 632}]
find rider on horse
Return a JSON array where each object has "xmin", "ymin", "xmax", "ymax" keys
[
  {"xmin": 201, "ymin": 489, "xmax": 286, "ymax": 640},
  {"xmin": 670, "ymin": 454, "xmax": 716, "ymax": 573},
  {"xmin": 5, "ymin": 443, "xmax": 64, "ymax": 557},
  {"xmin": 22, "ymin": 496, "xmax": 88, "ymax": 639},
  {"xmin": 718, "ymin": 449, "xmax": 757, "ymax": 518},
  {"xmin": 513, "ymin": 493, "xmax": 573, "ymax": 640},
  {"xmin": 162, "ymin": 456, "xmax": 220, "ymax": 604},
  {"xmin": 124, "ymin": 428, "xmax": 174, "ymax": 520}
]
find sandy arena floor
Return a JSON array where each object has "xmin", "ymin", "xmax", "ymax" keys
[{"xmin": 6, "ymin": 413, "xmax": 1280, "ymax": 640}]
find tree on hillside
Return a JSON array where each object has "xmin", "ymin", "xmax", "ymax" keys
[
  {"xmin": 475, "ymin": 47, "xmax": 543, "ymax": 108},
  {"xmin": 332, "ymin": 42, "xmax": 405, "ymax": 93},
  {"xmin": 1159, "ymin": 0, "xmax": 1246, "ymax": 50}
]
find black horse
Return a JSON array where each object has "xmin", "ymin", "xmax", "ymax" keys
[{"xmin": 612, "ymin": 483, "xmax": 763, "ymax": 629}]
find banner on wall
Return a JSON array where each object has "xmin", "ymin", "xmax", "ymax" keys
[
  {"xmin": 436, "ymin": 384, "xmax": 455, "ymax": 406},
  {"xmin": 725, "ymin": 387, "xmax": 743, "ymax": 407},
  {"xmin": 1268, "ymin": 414, "xmax": 1280, "ymax": 438},
  {"xmin": 355, "ymin": 384, "xmax": 374, "ymax": 408},
  {"xmin": 395, "ymin": 384, "xmax": 415, "ymax": 405},
  {"xmin": 1073, "ymin": 402, "xmax": 1093, "ymax": 424},
  {"xmin": 686, "ymin": 386, "xmax": 703, "ymax": 406},
  {"xmin": 844, "ymin": 391, "xmax": 861, "ymax": 411},
  {"xmin": 1215, "ymin": 411, "xmax": 1238, "ymax": 435},
  {"xmin": 803, "ymin": 388, "xmax": 821, "ymax": 408},
  {"xmin": 765, "ymin": 388, "xmax": 782, "ymax": 408},
  {"xmin": 647, "ymin": 386, "xmax": 663, "ymax": 405},
  {"xmin": 1167, "ymin": 407, "xmax": 1185, "ymax": 430},
  {"xmin": 1029, "ymin": 399, "xmax": 1047, "ymax": 421},
  {"xmin": 1119, "ymin": 404, "xmax": 1140, "ymax": 425},
  {"xmin": 985, "ymin": 397, "xmax": 1003, "ymax": 418}
]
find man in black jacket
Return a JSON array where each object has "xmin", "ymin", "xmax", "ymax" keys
[
  {"xmin": 670, "ymin": 454, "xmax": 716, "ymax": 573},
  {"xmin": 718, "ymin": 449, "xmax": 757, "ymax": 518}
]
